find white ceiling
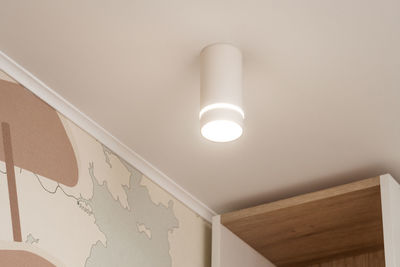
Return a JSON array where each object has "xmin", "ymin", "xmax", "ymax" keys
[{"xmin": 1, "ymin": 0, "xmax": 399, "ymax": 213}]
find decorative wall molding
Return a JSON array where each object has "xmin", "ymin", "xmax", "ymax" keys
[{"xmin": 0, "ymin": 50, "xmax": 216, "ymax": 222}]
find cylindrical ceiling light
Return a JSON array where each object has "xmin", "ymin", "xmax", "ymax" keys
[{"xmin": 200, "ymin": 43, "xmax": 244, "ymax": 142}]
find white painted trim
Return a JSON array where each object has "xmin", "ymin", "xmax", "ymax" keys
[{"xmin": 0, "ymin": 50, "xmax": 216, "ymax": 222}]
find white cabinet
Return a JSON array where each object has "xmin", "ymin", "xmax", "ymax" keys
[
  {"xmin": 212, "ymin": 216, "xmax": 276, "ymax": 267},
  {"xmin": 212, "ymin": 174, "xmax": 400, "ymax": 267},
  {"xmin": 381, "ymin": 174, "xmax": 400, "ymax": 267}
]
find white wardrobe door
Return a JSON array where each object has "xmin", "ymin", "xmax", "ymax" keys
[
  {"xmin": 212, "ymin": 216, "xmax": 276, "ymax": 267},
  {"xmin": 381, "ymin": 174, "xmax": 400, "ymax": 267}
]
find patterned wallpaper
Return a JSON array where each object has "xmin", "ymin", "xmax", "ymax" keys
[{"xmin": 0, "ymin": 71, "xmax": 211, "ymax": 267}]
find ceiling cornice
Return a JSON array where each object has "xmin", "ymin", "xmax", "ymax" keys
[{"xmin": 0, "ymin": 50, "xmax": 216, "ymax": 222}]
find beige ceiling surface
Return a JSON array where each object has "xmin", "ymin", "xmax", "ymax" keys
[{"xmin": 1, "ymin": 0, "xmax": 399, "ymax": 213}]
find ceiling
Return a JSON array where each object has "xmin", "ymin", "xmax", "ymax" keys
[{"xmin": 1, "ymin": 0, "xmax": 399, "ymax": 214}]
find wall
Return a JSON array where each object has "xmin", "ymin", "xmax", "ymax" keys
[{"xmin": 0, "ymin": 71, "xmax": 211, "ymax": 267}]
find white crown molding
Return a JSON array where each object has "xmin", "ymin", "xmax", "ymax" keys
[{"xmin": 0, "ymin": 50, "xmax": 216, "ymax": 222}]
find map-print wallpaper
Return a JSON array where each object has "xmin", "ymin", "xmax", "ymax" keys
[{"xmin": 0, "ymin": 70, "xmax": 211, "ymax": 267}]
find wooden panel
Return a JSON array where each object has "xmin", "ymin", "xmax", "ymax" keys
[
  {"xmin": 307, "ymin": 249, "xmax": 385, "ymax": 267},
  {"xmin": 221, "ymin": 177, "xmax": 385, "ymax": 266}
]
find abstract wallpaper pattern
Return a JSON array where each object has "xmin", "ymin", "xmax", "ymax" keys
[{"xmin": 0, "ymin": 71, "xmax": 211, "ymax": 267}]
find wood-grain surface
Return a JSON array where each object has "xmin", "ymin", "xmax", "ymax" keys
[
  {"xmin": 221, "ymin": 177, "xmax": 385, "ymax": 266},
  {"xmin": 307, "ymin": 249, "xmax": 385, "ymax": 267}
]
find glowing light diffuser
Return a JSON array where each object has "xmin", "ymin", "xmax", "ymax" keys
[{"xmin": 200, "ymin": 43, "xmax": 244, "ymax": 142}]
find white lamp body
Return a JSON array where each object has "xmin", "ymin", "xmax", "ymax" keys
[{"xmin": 200, "ymin": 43, "xmax": 244, "ymax": 142}]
